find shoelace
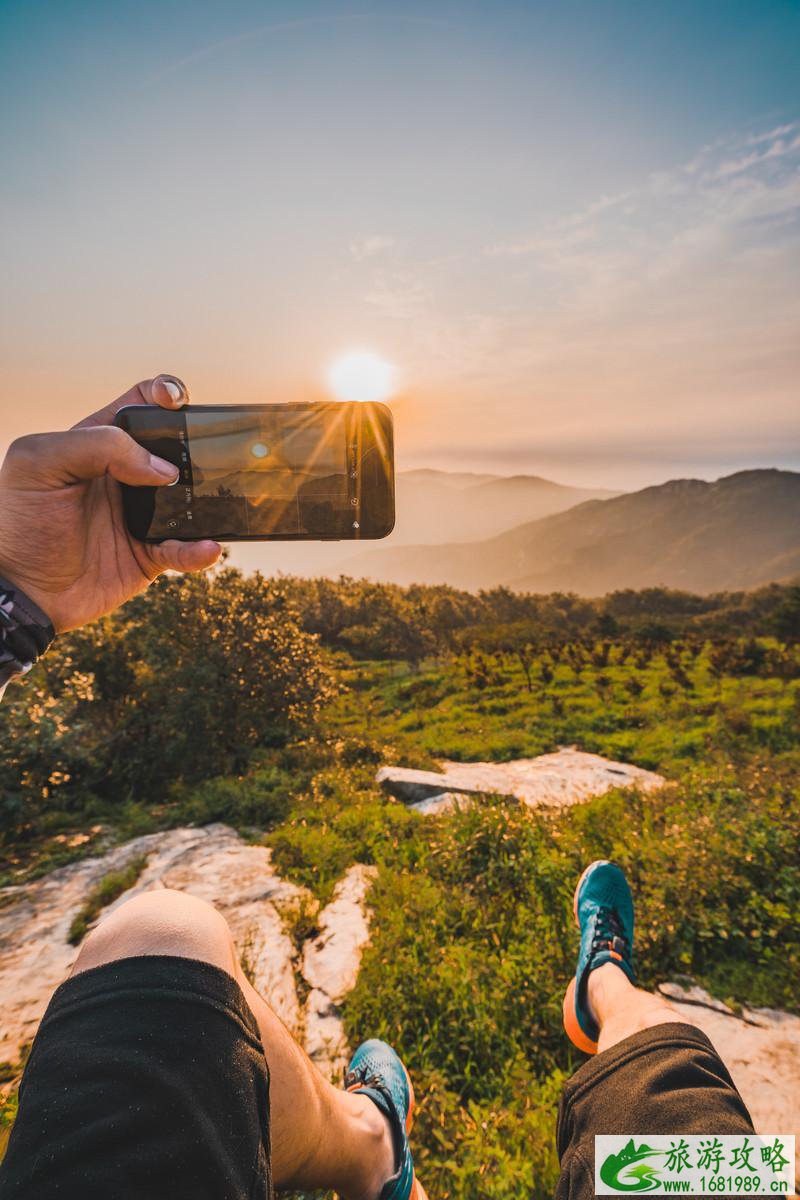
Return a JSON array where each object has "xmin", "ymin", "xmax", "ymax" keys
[
  {"xmin": 344, "ymin": 1068, "xmax": 386, "ymax": 1094},
  {"xmin": 591, "ymin": 906, "xmax": 630, "ymax": 959}
]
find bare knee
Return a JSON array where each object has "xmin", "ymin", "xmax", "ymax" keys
[{"xmin": 71, "ymin": 888, "xmax": 237, "ymax": 978}]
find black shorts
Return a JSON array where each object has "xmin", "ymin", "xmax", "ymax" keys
[
  {"xmin": 0, "ymin": 959, "xmax": 755, "ymax": 1200},
  {"xmin": 0, "ymin": 956, "xmax": 273, "ymax": 1200},
  {"xmin": 556, "ymin": 1022, "xmax": 755, "ymax": 1200}
]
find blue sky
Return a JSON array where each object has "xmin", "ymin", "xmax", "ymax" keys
[{"xmin": 1, "ymin": 0, "xmax": 798, "ymax": 487}]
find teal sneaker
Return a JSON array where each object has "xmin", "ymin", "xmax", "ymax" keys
[
  {"xmin": 344, "ymin": 1039, "xmax": 428, "ymax": 1200},
  {"xmin": 563, "ymin": 860, "xmax": 637, "ymax": 1054}
]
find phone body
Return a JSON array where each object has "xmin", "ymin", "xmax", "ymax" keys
[{"xmin": 114, "ymin": 401, "xmax": 395, "ymax": 542}]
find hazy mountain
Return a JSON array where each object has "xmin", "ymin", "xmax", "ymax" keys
[
  {"xmin": 341, "ymin": 469, "xmax": 800, "ymax": 594},
  {"xmin": 390, "ymin": 470, "xmax": 618, "ymax": 545},
  {"xmin": 227, "ymin": 468, "xmax": 616, "ymax": 577}
]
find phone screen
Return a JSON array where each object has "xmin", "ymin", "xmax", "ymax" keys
[{"xmin": 115, "ymin": 402, "xmax": 394, "ymax": 542}]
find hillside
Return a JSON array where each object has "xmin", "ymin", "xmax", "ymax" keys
[
  {"xmin": 343, "ymin": 469, "xmax": 800, "ymax": 593},
  {"xmin": 226, "ymin": 468, "xmax": 617, "ymax": 578},
  {"xmin": 2, "ymin": 569, "xmax": 799, "ymax": 1195}
]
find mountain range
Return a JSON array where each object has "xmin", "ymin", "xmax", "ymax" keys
[
  {"xmin": 226, "ymin": 469, "xmax": 615, "ymax": 579},
  {"xmin": 341, "ymin": 469, "xmax": 800, "ymax": 595}
]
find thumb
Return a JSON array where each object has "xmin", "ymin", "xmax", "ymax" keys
[
  {"xmin": 3, "ymin": 427, "xmax": 179, "ymax": 488},
  {"xmin": 144, "ymin": 539, "xmax": 222, "ymax": 578}
]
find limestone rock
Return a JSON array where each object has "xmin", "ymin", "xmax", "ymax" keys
[
  {"xmin": 304, "ymin": 988, "xmax": 350, "ymax": 1082},
  {"xmin": 378, "ymin": 747, "xmax": 664, "ymax": 811},
  {"xmin": 0, "ymin": 826, "xmax": 213, "ymax": 1065},
  {"xmin": 0, "ymin": 825, "xmax": 378, "ymax": 1082},
  {"xmin": 303, "ymin": 864, "xmax": 378, "ymax": 1003}
]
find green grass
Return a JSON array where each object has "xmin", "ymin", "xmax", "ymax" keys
[
  {"xmin": 325, "ymin": 644, "xmax": 800, "ymax": 774},
  {"xmin": 3, "ymin": 633, "xmax": 799, "ymax": 1196},
  {"xmin": 66, "ymin": 856, "xmax": 148, "ymax": 945},
  {"xmin": 265, "ymin": 641, "xmax": 800, "ymax": 1198},
  {"xmin": 270, "ymin": 758, "xmax": 798, "ymax": 1198}
]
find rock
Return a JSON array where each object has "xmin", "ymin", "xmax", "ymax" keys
[
  {"xmin": 660, "ymin": 981, "xmax": 800, "ymax": 1178},
  {"xmin": 409, "ymin": 792, "xmax": 467, "ymax": 815},
  {"xmin": 0, "ymin": 826, "xmax": 214, "ymax": 1065},
  {"xmin": 100, "ymin": 824, "xmax": 308, "ymax": 1033},
  {"xmin": 378, "ymin": 747, "xmax": 664, "ymax": 811},
  {"xmin": 304, "ymin": 988, "xmax": 349, "ymax": 1082},
  {"xmin": 0, "ymin": 825, "xmax": 378, "ymax": 1083},
  {"xmin": 658, "ymin": 980, "xmax": 736, "ymax": 1016},
  {"xmin": 302, "ymin": 864, "xmax": 378, "ymax": 1003}
]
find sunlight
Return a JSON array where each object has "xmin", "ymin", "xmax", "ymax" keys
[{"xmin": 327, "ymin": 351, "xmax": 396, "ymax": 403}]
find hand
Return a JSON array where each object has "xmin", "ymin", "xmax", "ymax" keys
[{"xmin": 0, "ymin": 376, "xmax": 221, "ymax": 633}]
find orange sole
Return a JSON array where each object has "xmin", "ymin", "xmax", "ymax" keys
[
  {"xmin": 400, "ymin": 1061, "xmax": 431, "ymax": 1199},
  {"xmin": 400, "ymin": 1059, "xmax": 415, "ymax": 1135},
  {"xmin": 562, "ymin": 977, "xmax": 599, "ymax": 1054}
]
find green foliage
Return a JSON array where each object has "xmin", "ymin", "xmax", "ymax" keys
[
  {"xmin": 67, "ymin": 855, "xmax": 148, "ymax": 945},
  {"xmin": 328, "ymin": 641, "xmax": 800, "ymax": 773},
  {"xmin": 2, "ymin": 574, "xmax": 800, "ymax": 1194},
  {"xmin": 0, "ymin": 568, "xmax": 335, "ymax": 845}
]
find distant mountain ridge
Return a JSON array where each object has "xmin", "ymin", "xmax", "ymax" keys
[
  {"xmin": 227, "ymin": 467, "xmax": 616, "ymax": 578},
  {"xmin": 341, "ymin": 469, "xmax": 800, "ymax": 594},
  {"xmin": 391, "ymin": 469, "xmax": 618, "ymax": 545}
]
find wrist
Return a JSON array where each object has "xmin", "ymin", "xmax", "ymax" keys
[{"xmin": 0, "ymin": 574, "xmax": 56, "ymax": 688}]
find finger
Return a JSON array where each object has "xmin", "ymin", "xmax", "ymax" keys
[
  {"xmin": 144, "ymin": 539, "xmax": 222, "ymax": 577},
  {"xmin": 3, "ymin": 427, "xmax": 179, "ymax": 488},
  {"xmin": 74, "ymin": 373, "xmax": 190, "ymax": 430}
]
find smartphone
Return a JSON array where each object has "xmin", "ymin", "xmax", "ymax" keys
[{"xmin": 114, "ymin": 402, "xmax": 395, "ymax": 542}]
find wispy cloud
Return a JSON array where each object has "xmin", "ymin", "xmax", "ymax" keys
[
  {"xmin": 349, "ymin": 234, "xmax": 396, "ymax": 261},
  {"xmin": 483, "ymin": 122, "xmax": 800, "ymax": 287},
  {"xmin": 149, "ymin": 12, "xmax": 449, "ymax": 82},
  {"xmin": 363, "ymin": 271, "xmax": 428, "ymax": 319},
  {"xmin": 394, "ymin": 121, "xmax": 800, "ymax": 481}
]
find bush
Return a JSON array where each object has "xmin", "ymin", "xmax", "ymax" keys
[{"xmin": 0, "ymin": 568, "xmax": 335, "ymax": 843}]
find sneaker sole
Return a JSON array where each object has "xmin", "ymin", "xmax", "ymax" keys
[
  {"xmin": 562, "ymin": 976, "xmax": 599, "ymax": 1055},
  {"xmin": 400, "ymin": 1061, "xmax": 430, "ymax": 1200}
]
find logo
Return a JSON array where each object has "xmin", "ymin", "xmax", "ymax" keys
[
  {"xmin": 600, "ymin": 1140, "xmax": 665, "ymax": 1192},
  {"xmin": 595, "ymin": 1135, "xmax": 795, "ymax": 1196}
]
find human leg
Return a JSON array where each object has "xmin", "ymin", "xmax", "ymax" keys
[
  {"xmin": 556, "ymin": 862, "xmax": 754, "ymax": 1200},
  {"xmin": 1, "ymin": 888, "xmax": 416, "ymax": 1200},
  {"xmin": 72, "ymin": 888, "xmax": 397, "ymax": 1199}
]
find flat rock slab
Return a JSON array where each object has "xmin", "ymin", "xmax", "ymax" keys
[
  {"xmin": 0, "ymin": 825, "xmax": 378, "ymax": 1082},
  {"xmin": 659, "ymin": 981, "xmax": 800, "ymax": 1181},
  {"xmin": 378, "ymin": 747, "xmax": 664, "ymax": 810}
]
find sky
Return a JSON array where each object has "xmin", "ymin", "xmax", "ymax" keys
[{"xmin": 1, "ymin": 0, "xmax": 799, "ymax": 490}]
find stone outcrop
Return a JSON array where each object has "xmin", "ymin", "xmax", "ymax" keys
[
  {"xmin": 302, "ymin": 864, "xmax": 378, "ymax": 1077},
  {"xmin": 0, "ymin": 825, "xmax": 376, "ymax": 1081},
  {"xmin": 377, "ymin": 747, "xmax": 665, "ymax": 812}
]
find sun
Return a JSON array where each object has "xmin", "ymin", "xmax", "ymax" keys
[{"xmin": 327, "ymin": 351, "xmax": 396, "ymax": 403}]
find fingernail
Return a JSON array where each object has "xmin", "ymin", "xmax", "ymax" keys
[
  {"xmin": 150, "ymin": 454, "xmax": 180, "ymax": 483},
  {"xmin": 164, "ymin": 381, "xmax": 183, "ymax": 402}
]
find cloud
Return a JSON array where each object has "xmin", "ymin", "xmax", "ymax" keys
[
  {"xmin": 396, "ymin": 120, "xmax": 800, "ymax": 482},
  {"xmin": 349, "ymin": 234, "xmax": 396, "ymax": 261},
  {"xmin": 482, "ymin": 122, "xmax": 800, "ymax": 299},
  {"xmin": 363, "ymin": 271, "xmax": 427, "ymax": 319}
]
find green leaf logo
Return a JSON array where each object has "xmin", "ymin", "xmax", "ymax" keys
[{"xmin": 600, "ymin": 1139, "xmax": 665, "ymax": 1192}]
